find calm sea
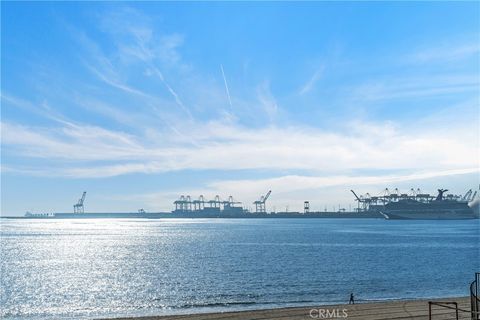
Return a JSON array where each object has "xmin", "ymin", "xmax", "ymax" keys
[{"xmin": 1, "ymin": 218, "xmax": 479, "ymax": 319}]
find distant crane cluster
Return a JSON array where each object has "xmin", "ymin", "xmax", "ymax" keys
[
  {"xmin": 174, "ymin": 194, "xmax": 241, "ymax": 211},
  {"xmin": 173, "ymin": 190, "xmax": 274, "ymax": 214}
]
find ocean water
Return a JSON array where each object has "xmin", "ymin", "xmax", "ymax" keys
[{"xmin": 1, "ymin": 218, "xmax": 479, "ymax": 319}]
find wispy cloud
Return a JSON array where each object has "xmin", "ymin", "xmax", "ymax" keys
[
  {"xmin": 2, "ymin": 111, "xmax": 477, "ymax": 178},
  {"xmin": 350, "ymin": 74, "xmax": 479, "ymax": 102},
  {"xmin": 299, "ymin": 67, "xmax": 324, "ymax": 95},
  {"xmin": 209, "ymin": 168, "xmax": 479, "ymax": 196},
  {"xmin": 256, "ymin": 81, "xmax": 278, "ymax": 122},
  {"xmin": 157, "ymin": 34, "xmax": 184, "ymax": 65},
  {"xmin": 408, "ymin": 41, "xmax": 480, "ymax": 64},
  {"xmin": 77, "ymin": 8, "xmax": 194, "ymax": 122},
  {"xmin": 66, "ymin": 32, "xmax": 202, "ymax": 159},
  {"xmin": 2, "ymin": 94, "xmax": 82, "ymax": 128},
  {"xmin": 147, "ymin": 66, "xmax": 194, "ymax": 120},
  {"xmin": 85, "ymin": 63, "xmax": 149, "ymax": 97}
]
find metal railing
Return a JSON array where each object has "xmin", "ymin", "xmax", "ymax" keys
[
  {"xmin": 428, "ymin": 273, "xmax": 480, "ymax": 320},
  {"xmin": 471, "ymin": 272, "xmax": 480, "ymax": 320},
  {"xmin": 428, "ymin": 301, "xmax": 459, "ymax": 320}
]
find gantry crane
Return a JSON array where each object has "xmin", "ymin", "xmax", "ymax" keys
[
  {"xmin": 222, "ymin": 195, "xmax": 241, "ymax": 208},
  {"xmin": 254, "ymin": 190, "xmax": 271, "ymax": 213},
  {"xmin": 351, "ymin": 190, "xmax": 369, "ymax": 211},
  {"xmin": 73, "ymin": 192, "xmax": 86, "ymax": 214}
]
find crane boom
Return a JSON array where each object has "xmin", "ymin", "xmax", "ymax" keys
[
  {"xmin": 350, "ymin": 190, "xmax": 362, "ymax": 202},
  {"xmin": 78, "ymin": 192, "xmax": 86, "ymax": 205},
  {"xmin": 263, "ymin": 190, "xmax": 272, "ymax": 203}
]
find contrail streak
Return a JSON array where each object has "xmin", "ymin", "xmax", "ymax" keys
[
  {"xmin": 150, "ymin": 66, "xmax": 193, "ymax": 120},
  {"xmin": 220, "ymin": 64, "xmax": 233, "ymax": 109}
]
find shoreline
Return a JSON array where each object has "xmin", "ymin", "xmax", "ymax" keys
[{"xmin": 99, "ymin": 296, "xmax": 470, "ymax": 320}]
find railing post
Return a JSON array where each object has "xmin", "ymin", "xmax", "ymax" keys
[
  {"xmin": 471, "ymin": 273, "xmax": 480, "ymax": 320},
  {"xmin": 475, "ymin": 272, "xmax": 480, "ymax": 298},
  {"xmin": 455, "ymin": 302, "xmax": 458, "ymax": 320},
  {"xmin": 429, "ymin": 301, "xmax": 432, "ymax": 320}
]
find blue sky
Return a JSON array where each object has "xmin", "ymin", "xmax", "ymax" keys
[{"xmin": 2, "ymin": 2, "xmax": 479, "ymax": 215}]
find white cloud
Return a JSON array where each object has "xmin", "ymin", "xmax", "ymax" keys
[
  {"xmin": 1, "ymin": 122, "xmax": 143, "ymax": 161},
  {"xmin": 2, "ymin": 115, "xmax": 478, "ymax": 178},
  {"xmin": 209, "ymin": 168, "xmax": 479, "ymax": 195}
]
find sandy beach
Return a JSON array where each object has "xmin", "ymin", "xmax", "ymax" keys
[{"xmin": 101, "ymin": 296, "xmax": 470, "ymax": 320}]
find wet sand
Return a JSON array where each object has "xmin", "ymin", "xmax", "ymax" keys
[{"xmin": 101, "ymin": 296, "xmax": 470, "ymax": 320}]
